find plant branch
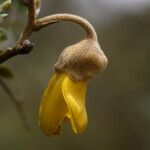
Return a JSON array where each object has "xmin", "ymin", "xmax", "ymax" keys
[
  {"xmin": 0, "ymin": 0, "xmax": 36, "ymax": 64},
  {"xmin": 16, "ymin": 0, "xmax": 36, "ymax": 45},
  {"xmin": 0, "ymin": 78, "xmax": 30, "ymax": 130},
  {"xmin": 0, "ymin": 40, "xmax": 34, "ymax": 64},
  {"xmin": 0, "ymin": 2, "xmax": 97, "ymax": 64}
]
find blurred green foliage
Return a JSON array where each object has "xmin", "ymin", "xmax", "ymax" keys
[
  {"xmin": 0, "ymin": 0, "xmax": 11, "ymax": 41},
  {"xmin": 0, "ymin": 27, "xmax": 7, "ymax": 41},
  {"xmin": 0, "ymin": 66, "xmax": 13, "ymax": 78}
]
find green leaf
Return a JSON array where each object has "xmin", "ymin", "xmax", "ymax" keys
[
  {"xmin": 0, "ymin": 13, "xmax": 8, "ymax": 17},
  {"xmin": 0, "ymin": 0, "xmax": 11, "ymax": 11},
  {"xmin": 0, "ymin": 13, "xmax": 8, "ymax": 23},
  {"xmin": 0, "ymin": 27, "xmax": 7, "ymax": 41},
  {"xmin": 0, "ymin": 66, "xmax": 13, "ymax": 79}
]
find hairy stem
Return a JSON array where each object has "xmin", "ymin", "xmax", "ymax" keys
[{"xmin": 34, "ymin": 13, "xmax": 97, "ymax": 40}]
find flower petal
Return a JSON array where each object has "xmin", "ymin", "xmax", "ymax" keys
[
  {"xmin": 62, "ymin": 76, "xmax": 88, "ymax": 134},
  {"xmin": 39, "ymin": 73, "xmax": 67, "ymax": 136}
]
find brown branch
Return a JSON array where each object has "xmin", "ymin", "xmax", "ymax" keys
[
  {"xmin": 0, "ymin": 2, "xmax": 97, "ymax": 64},
  {"xmin": 0, "ymin": 0, "xmax": 36, "ymax": 64},
  {"xmin": 0, "ymin": 78, "xmax": 30, "ymax": 130},
  {"xmin": 16, "ymin": 0, "xmax": 36, "ymax": 45},
  {"xmin": 0, "ymin": 40, "xmax": 34, "ymax": 64}
]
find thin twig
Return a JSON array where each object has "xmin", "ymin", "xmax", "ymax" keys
[
  {"xmin": 0, "ymin": 0, "xmax": 36, "ymax": 64},
  {"xmin": 0, "ymin": 78, "xmax": 30, "ymax": 130},
  {"xmin": 16, "ymin": 0, "xmax": 36, "ymax": 45},
  {"xmin": 0, "ymin": 40, "xmax": 34, "ymax": 64}
]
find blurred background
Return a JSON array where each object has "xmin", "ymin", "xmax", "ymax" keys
[{"xmin": 0, "ymin": 0, "xmax": 150, "ymax": 150}]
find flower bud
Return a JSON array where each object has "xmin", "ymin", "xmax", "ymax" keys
[{"xmin": 55, "ymin": 38, "xmax": 108, "ymax": 80}]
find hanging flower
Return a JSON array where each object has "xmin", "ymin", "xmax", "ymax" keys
[
  {"xmin": 39, "ymin": 73, "xmax": 87, "ymax": 136},
  {"xmin": 39, "ymin": 14, "xmax": 108, "ymax": 136}
]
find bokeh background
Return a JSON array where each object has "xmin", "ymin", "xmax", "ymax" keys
[{"xmin": 0, "ymin": 0, "xmax": 150, "ymax": 150}]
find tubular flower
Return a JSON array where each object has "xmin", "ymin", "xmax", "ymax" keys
[
  {"xmin": 39, "ymin": 14, "xmax": 108, "ymax": 136},
  {"xmin": 39, "ymin": 73, "xmax": 87, "ymax": 136}
]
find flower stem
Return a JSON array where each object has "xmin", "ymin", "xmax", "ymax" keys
[{"xmin": 34, "ymin": 13, "xmax": 97, "ymax": 40}]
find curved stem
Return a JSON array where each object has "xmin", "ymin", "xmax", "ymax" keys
[
  {"xmin": 34, "ymin": 13, "xmax": 97, "ymax": 40},
  {"xmin": 16, "ymin": 0, "xmax": 36, "ymax": 46}
]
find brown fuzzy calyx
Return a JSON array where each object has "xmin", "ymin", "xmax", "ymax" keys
[{"xmin": 54, "ymin": 38, "xmax": 108, "ymax": 80}]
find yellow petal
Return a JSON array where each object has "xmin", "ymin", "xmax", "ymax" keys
[
  {"xmin": 39, "ymin": 73, "xmax": 67, "ymax": 136},
  {"xmin": 62, "ymin": 76, "xmax": 88, "ymax": 134}
]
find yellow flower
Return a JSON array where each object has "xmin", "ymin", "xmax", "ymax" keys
[
  {"xmin": 39, "ymin": 14, "xmax": 108, "ymax": 136},
  {"xmin": 39, "ymin": 73, "xmax": 88, "ymax": 136}
]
